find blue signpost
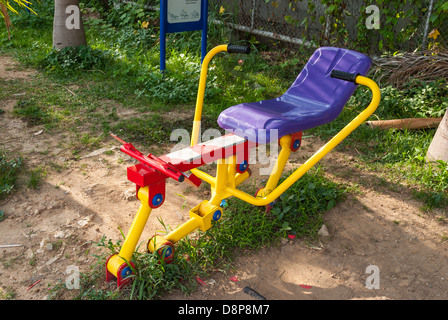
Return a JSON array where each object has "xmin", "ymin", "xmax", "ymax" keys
[{"xmin": 160, "ymin": 0, "xmax": 208, "ymax": 72}]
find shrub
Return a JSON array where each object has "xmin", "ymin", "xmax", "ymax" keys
[{"xmin": 39, "ymin": 45, "xmax": 113, "ymax": 73}]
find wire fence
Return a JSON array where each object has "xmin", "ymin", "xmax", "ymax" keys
[
  {"xmin": 208, "ymin": 0, "xmax": 447, "ymax": 54},
  {"xmin": 124, "ymin": 0, "xmax": 447, "ymax": 54}
]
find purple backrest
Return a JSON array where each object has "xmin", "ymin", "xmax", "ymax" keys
[{"xmin": 282, "ymin": 47, "xmax": 372, "ymax": 111}]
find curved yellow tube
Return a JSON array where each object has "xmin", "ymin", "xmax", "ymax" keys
[
  {"xmin": 227, "ymin": 76, "xmax": 381, "ymax": 206},
  {"xmin": 191, "ymin": 45, "xmax": 229, "ymax": 147}
]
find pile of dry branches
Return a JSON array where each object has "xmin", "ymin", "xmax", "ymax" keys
[{"xmin": 372, "ymin": 48, "xmax": 448, "ymax": 89}]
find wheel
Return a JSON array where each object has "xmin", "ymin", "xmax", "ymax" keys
[
  {"xmin": 116, "ymin": 260, "xmax": 136, "ymax": 288},
  {"xmin": 147, "ymin": 236, "xmax": 175, "ymax": 264},
  {"xmin": 157, "ymin": 243, "xmax": 174, "ymax": 264},
  {"xmin": 118, "ymin": 263, "xmax": 133, "ymax": 279},
  {"xmin": 213, "ymin": 209, "xmax": 222, "ymax": 221},
  {"xmin": 236, "ymin": 160, "xmax": 248, "ymax": 173},
  {"xmin": 292, "ymin": 138, "xmax": 301, "ymax": 151}
]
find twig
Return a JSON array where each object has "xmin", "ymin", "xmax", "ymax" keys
[
  {"xmin": 0, "ymin": 244, "xmax": 23, "ymax": 248},
  {"xmin": 26, "ymin": 279, "xmax": 42, "ymax": 291},
  {"xmin": 87, "ymin": 69, "xmax": 106, "ymax": 75},
  {"xmin": 36, "ymin": 243, "xmax": 66, "ymax": 271},
  {"xmin": 373, "ymin": 49, "xmax": 448, "ymax": 88},
  {"xmin": 51, "ymin": 84, "xmax": 77, "ymax": 97}
]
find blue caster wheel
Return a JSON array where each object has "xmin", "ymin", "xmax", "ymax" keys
[{"xmin": 148, "ymin": 236, "xmax": 174, "ymax": 264}]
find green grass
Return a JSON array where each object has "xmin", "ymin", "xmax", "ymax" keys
[
  {"xmin": 12, "ymin": 98, "xmax": 54, "ymax": 126},
  {"xmin": 26, "ymin": 166, "xmax": 46, "ymax": 189},
  {"xmin": 0, "ymin": 149, "xmax": 23, "ymax": 198}
]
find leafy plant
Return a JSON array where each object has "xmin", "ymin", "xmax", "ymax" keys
[
  {"xmin": 102, "ymin": 1, "xmax": 148, "ymax": 28},
  {"xmin": 268, "ymin": 166, "xmax": 346, "ymax": 238},
  {"xmin": 7, "ymin": 0, "xmax": 53, "ymax": 28},
  {"xmin": 431, "ymin": 1, "xmax": 448, "ymax": 27},
  {"xmin": 368, "ymin": 80, "xmax": 447, "ymax": 119},
  {"xmin": 27, "ymin": 166, "xmax": 45, "ymax": 189},
  {"xmin": 0, "ymin": 0, "xmax": 37, "ymax": 38},
  {"xmin": 39, "ymin": 45, "xmax": 113, "ymax": 73},
  {"xmin": 267, "ymin": 0, "xmax": 446, "ymax": 53}
]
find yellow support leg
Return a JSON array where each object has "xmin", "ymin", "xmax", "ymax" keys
[
  {"xmin": 164, "ymin": 217, "xmax": 202, "ymax": 244},
  {"xmin": 107, "ymin": 186, "xmax": 152, "ymax": 278},
  {"xmin": 210, "ymin": 159, "xmax": 229, "ymax": 207},
  {"xmin": 157, "ymin": 200, "xmax": 222, "ymax": 247},
  {"xmin": 257, "ymin": 135, "xmax": 292, "ymax": 198}
]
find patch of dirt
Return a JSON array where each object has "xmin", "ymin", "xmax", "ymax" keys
[
  {"xmin": 1, "ymin": 56, "xmax": 447, "ymax": 300},
  {"xmin": 0, "ymin": 56, "xmax": 37, "ymax": 81}
]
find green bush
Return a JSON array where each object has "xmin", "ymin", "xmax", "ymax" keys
[
  {"xmin": 350, "ymin": 79, "xmax": 448, "ymax": 119},
  {"xmin": 39, "ymin": 45, "xmax": 114, "ymax": 73}
]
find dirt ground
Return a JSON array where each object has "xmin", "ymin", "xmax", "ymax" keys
[{"xmin": 1, "ymin": 56, "xmax": 448, "ymax": 300}]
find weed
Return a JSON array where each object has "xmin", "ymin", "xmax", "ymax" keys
[
  {"xmin": 0, "ymin": 149, "xmax": 23, "ymax": 198},
  {"xmin": 77, "ymin": 133, "xmax": 102, "ymax": 150},
  {"xmin": 413, "ymin": 190, "xmax": 448, "ymax": 211},
  {"xmin": 268, "ymin": 166, "xmax": 347, "ymax": 239},
  {"xmin": 2, "ymin": 256, "xmax": 18, "ymax": 269},
  {"xmin": 27, "ymin": 167, "xmax": 46, "ymax": 189},
  {"xmin": 0, "ymin": 287, "xmax": 16, "ymax": 300},
  {"xmin": 13, "ymin": 99, "xmax": 50, "ymax": 126},
  {"xmin": 29, "ymin": 255, "xmax": 37, "ymax": 267}
]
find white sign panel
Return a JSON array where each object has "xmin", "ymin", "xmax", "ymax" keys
[{"xmin": 167, "ymin": 0, "xmax": 201, "ymax": 24}]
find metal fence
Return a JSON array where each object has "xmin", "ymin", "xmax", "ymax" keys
[
  {"xmin": 208, "ymin": 0, "xmax": 447, "ymax": 53},
  {"xmin": 125, "ymin": 0, "xmax": 447, "ymax": 54}
]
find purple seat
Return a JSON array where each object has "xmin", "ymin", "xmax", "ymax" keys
[{"xmin": 217, "ymin": 47, "xmax": 372, "ymax": 143}]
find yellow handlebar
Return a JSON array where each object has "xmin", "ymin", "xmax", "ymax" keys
[{"xmin": 191, "ymin": 44, "xmax": 229, "ymax": 146}]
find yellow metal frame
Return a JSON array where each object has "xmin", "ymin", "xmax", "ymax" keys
[{"xmin": 106, "ymin": 44, "xmax": 381, "ymax": 284}]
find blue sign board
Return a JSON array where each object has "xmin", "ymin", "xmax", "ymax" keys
[{"xmin": 160, "ymin": 0, "xmax": 208, "ymax": 72}]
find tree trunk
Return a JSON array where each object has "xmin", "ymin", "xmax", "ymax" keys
[
  {"xmin": 426, "ymin": 107, "xmax": 448, "ymax": 162},
  {"xmin": 53, "ymin": 0, "xmax": 87, "ymax": 49}
]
